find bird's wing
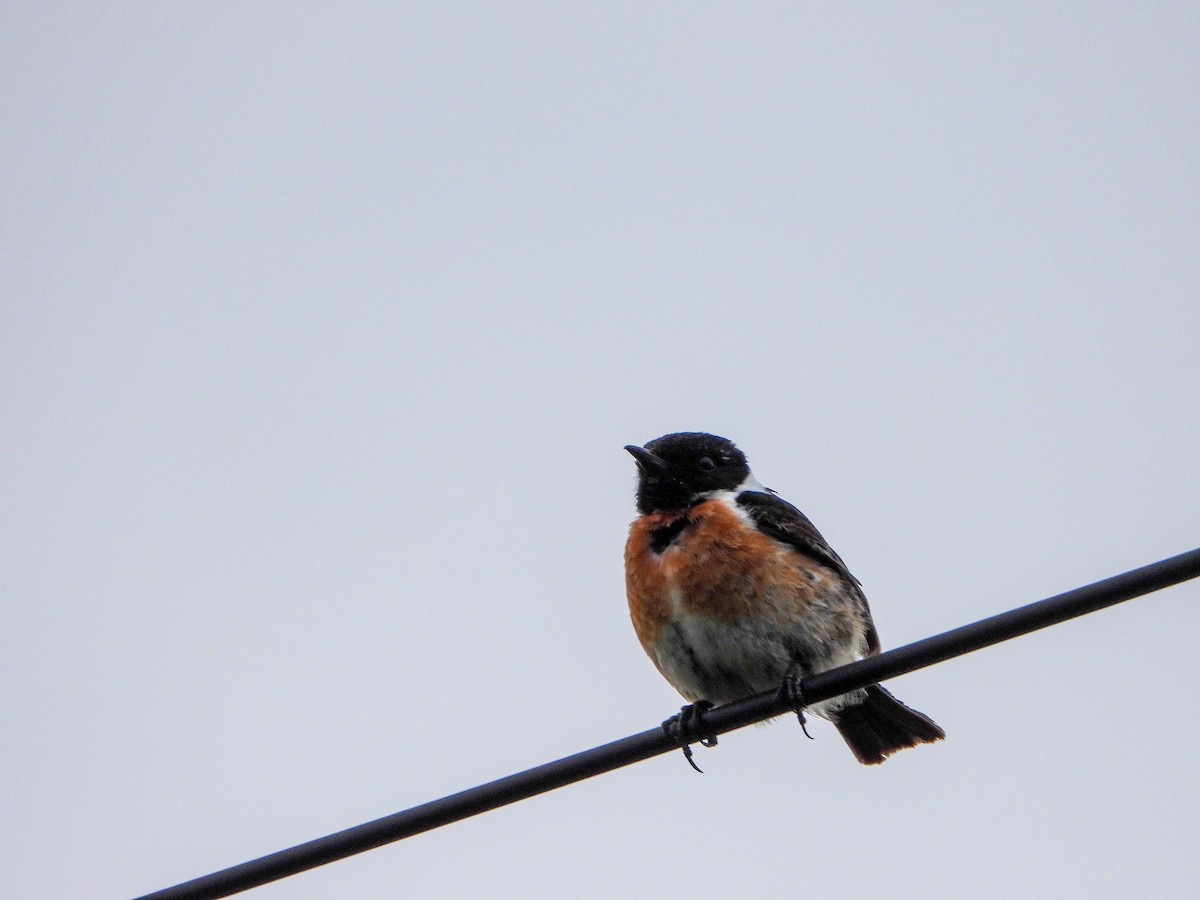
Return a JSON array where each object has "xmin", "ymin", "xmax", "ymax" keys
[{"xmin": 735, "ymin": 490, "xmax": 881, "ymax": 656}]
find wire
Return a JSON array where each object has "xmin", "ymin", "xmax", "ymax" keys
[{"xmin": 133, "ymin": 546, "xmax": 1200, "ymax": 900}]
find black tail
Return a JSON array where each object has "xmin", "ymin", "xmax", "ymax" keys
[{"xmin": 832, "ymin": 684, "xmax": 945, "ymax": 765}]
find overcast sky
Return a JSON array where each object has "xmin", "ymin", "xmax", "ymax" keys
[{"xmin": 3, "ymin": 5, "xmax": 1198, "ymax": 899}]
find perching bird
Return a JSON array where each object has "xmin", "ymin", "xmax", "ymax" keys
[{"xmin": 624, "ymin": 431, "xmax": 944, "ymax": 765}]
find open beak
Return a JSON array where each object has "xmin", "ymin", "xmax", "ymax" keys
[{"xmin": 625, "ymin": 444, "xmax": 669, "ymax": 475}]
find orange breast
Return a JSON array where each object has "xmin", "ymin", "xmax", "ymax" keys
[{"xmin": 625, "ymin": 499, "xmax": 830, "ymax": 653}]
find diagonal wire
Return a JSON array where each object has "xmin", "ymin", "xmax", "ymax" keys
[{"xmin": 134, "ymin": 547, "xmax": 1200, "ymax": 900}]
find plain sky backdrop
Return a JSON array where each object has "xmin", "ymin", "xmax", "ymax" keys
[{"xmin": 4, "ymin": 5, "xmax": 1198, "ymax": 899}]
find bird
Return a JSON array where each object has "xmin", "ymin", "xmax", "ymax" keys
[{"xmin": 624, "ymin": 431, "xmax": 944, "ymax": 766}]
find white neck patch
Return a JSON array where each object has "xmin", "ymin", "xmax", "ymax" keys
[
  {"xmin": 694, "ymin": 469, "xmax": 770, "ymax": 506},
  {"xmin": 734, "ymin": 470, "xmax": 767, "ymax": 493}
]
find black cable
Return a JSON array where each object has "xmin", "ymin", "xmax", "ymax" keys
[{"xmin": 134, "ymin": 547, "xmax": 1200, "ymax": 900}]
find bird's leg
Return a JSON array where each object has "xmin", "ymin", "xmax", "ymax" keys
[
  {"xmin": 780, "ymin": 664, "xmax": 814, "ymax": 740},
  {"xmin": 662, "ymin": 701, "xmax": 717, "ymax": 773}
]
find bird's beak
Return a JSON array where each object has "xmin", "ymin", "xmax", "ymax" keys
[{"xmin": 625, "ymin": 444, "xmax": 669, "ymax": 475}]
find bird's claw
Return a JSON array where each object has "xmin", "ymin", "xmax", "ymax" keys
[
  {"xmin": 781, "ymin": 665, "xmax": 814, "ymax": 740},
  {"xmin": 662, "ymin": 701, "xmax": 718, "ymax": 773}
]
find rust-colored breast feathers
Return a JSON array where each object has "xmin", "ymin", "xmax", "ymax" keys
[{"xmin": 625, "ymin": 500, "xmax": 830, "ymax": 652}]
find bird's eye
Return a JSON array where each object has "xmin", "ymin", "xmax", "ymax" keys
[{"xmin": 697, "ymin": 456, "xmax": 716, "ymax": 472}]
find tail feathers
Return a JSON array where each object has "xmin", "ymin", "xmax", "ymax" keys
[{"xmin": 833, "ymin": 684, "xmax": 945, "ymax": 765}]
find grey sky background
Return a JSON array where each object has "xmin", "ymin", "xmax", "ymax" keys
[{"xmin": 3, "ymin": 5, "xmax": 1198, "ymax": 898}]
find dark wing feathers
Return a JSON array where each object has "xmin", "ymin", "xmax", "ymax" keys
[
  {"xmin": 735, "ymin": 490, "xmax": 856, "ymax": 582},
  {"xmin": 736, "ymin": 490, "xmax": 881, "ymax": 656}
]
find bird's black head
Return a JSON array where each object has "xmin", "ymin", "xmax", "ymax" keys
[{"xmin": 625, "ymin": 432, "xmax": 751, "ymax": 514}]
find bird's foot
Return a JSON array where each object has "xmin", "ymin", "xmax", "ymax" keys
[
  {"xmin": 780, "ymin": 665, "xmax": 814, "ymax": 740},
  {"xmin": 662, "ymin": 701, "xmax": 718, "ymax": 773}
]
